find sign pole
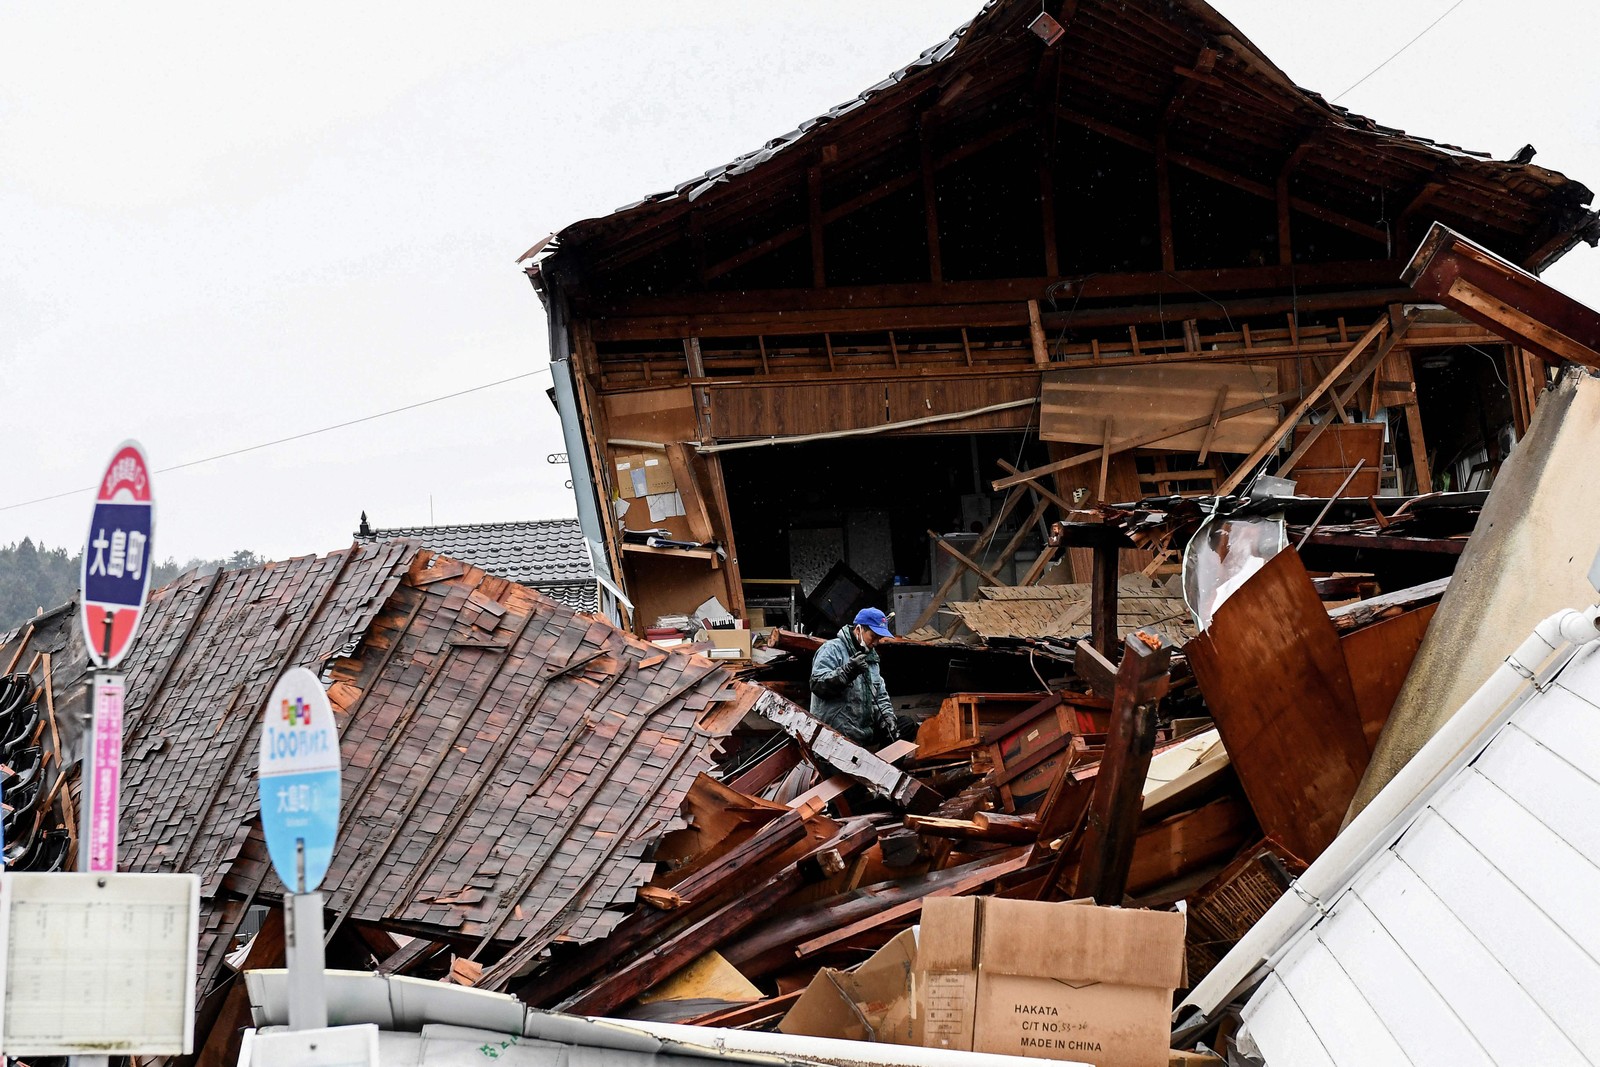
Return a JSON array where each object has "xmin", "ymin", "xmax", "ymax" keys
[
  {"xmin": 285, "ymin": 840, "xmax": 328, "ymax": 1030},
  {"xmin": 72, "ymin": 442, "xmax": 154, "ymax": 1067}
]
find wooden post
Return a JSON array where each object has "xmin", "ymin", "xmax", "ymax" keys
[
  {"xmin": 1073, "ymin": 633, "xmax": 1172, "ymax": 904},
  {"xmin": 1096, "ymin": 418, "xmax": 1113, "ymax": 502},
  {"xmin": 1274, "ymin": 139, "xmax": 1314, "ymax": 267},
  {"xmin": 683, "ymin": 337, "xmax": 705, "ymax": 378},
  {"xmin": 1028, "ymin": 300, "xmax": 1051, "ymax": 365},
  {"xmin": 1505, "ymin": 346, "xmax": 1528, "ymax": 439},
  {"xmin": 1521, "ymin": 347, "xmax": 1547, "ymax": 420},
  {"xmin": 1039, "ymin": 119, "xmax": 1060, "ymax": 276},
  {"xmin": 920, "ymin": 120, "xmax": 943, "ymax": 283},
  {"xmin": 1276, "ymin": 166, "xmax": 1293, "ymax": 266},
  {"xmin": 1404, "ymin": 401, "xmax": 1433, "ymax": 493},
  {"xmin": 1091, "ymin": 540, "xmax": 1118, "ymax": 657},
  {"xmin": 808, "ymin": 162, "xmax": 826, "ymax": 289},
  {"xmin": 702, "ymin": 451, "xmax": 746, "ymax": 617},
  {"xmin": 1156, "ymin": 129, "xmax": 1175, "ymax": 272},
  {"xmin": 1040, "ymin": 157, "xmax": 1060, "ymax": 276}
]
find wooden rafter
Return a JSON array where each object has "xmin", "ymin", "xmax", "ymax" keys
[
  {"xmin": 1054, "ymin": 104, "xmax": 1388, "ymax": 246},
  {"xmin": 1215, "ymin": 315, "xmax": 1388, "ymax": 495},
  {"xmin": 702, "ymin": 117, "xmax": 1032, "ymax": 281}
]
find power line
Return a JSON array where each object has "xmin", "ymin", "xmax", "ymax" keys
[
  {"xmin": 0, "ymin": 368, "xmax": 551, "ymax": 514},
  {"xmin": 1334, "ymin": 0, "xmax": 1469, "ymax": 102}
]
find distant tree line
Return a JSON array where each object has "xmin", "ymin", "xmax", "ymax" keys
[{"xmin": 0, "ymin": 539, "xmax": 264, "ymax": 632}]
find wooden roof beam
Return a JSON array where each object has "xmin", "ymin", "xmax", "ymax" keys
[
  {"xmin": 1053, "ymin": 104, "xmax": 1388, "ymax": 247},
  {"xmin": 584, "ymin": 259, "xmax": 1407, "ymax": 323},
  {"xmin": 703, "ymin": 115, "xmax": 1032, "ymax": 281},
  {"xmin": 1403, "ymin": 222, "xmax": 1600, "ymax": 366}
]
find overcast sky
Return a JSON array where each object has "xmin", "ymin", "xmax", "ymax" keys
[{"xmin": 3, "ymin": 1, "xmax": 1596, "ymax": 566}]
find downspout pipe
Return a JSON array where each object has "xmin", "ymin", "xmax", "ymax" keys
[{"xmin": 1177, "ymin": 601, "xmax": 1600, "ymax": 1034}]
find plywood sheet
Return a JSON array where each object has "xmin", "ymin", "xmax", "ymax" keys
[
  {"xmin": 603, "ymin": 386, "xmax": 698, "ymax": 442},
  {"xmin": 1184, "ymin": 549, "xmax": 1369, "ymax": 862},
  {"xmin": 1291, "ymin": 423, "xmax": 1384, "ymax": 471},
  {"xmin": 1041, "ymin": 362, "xmax": 1280, "ymax": 453},
  {"xmin": 1340, "ymin": 603, "xmax": 1437, "ymax": 751}
]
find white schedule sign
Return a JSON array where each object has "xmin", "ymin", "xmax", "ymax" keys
[{"xmin": 0, "ymin": 873, "xmax": 199, "ymax": 1056}]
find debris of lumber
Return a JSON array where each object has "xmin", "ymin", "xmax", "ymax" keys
[
  {"xmin": 556, "ymin": 817, "xmax": 881, "ymax": 1017},
  {"xmin": 1073, "ymin": 632, "xmax": 1173, "ymax": 903},
  {"xmin": 752, "ymin": 689, "xmax": 939, "ymax": 813}
]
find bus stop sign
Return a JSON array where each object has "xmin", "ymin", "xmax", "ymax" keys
[{"xmin": 79, "ymin": 441, "xmax": 155, "ymax": 669}]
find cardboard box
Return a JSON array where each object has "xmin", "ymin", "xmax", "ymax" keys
[
  {"xmin": 695, "ymin": 627, "xmax": 752, "ymax": 661},
  {"xmin": 914, "ymin": 897, "xmax": 1185, "ymax": 1067},
  {"xmin": 780, "ymin": 928, "xmax": 917, "ymax": 1044},
  {"xmin": 614, "ymin": 453, "xmax": 641, "ymax": 499},
  {"xmin": 614, "ymin": 452, "xmax": 676, "ymax": 499}
]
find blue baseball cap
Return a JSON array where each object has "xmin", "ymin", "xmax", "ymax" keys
[{"xmin": 853, "ymin": 607, "xmax": 892, "ymax": 637}]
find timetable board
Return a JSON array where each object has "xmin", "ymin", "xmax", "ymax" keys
[{"xmin": 0, "ymin": 873, "xmax": 199, "ymax": 1056}]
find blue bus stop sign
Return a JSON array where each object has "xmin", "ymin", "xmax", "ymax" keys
[{"xmin": 258, "ymin": 668, "xmax": 341, "ymax": 893}]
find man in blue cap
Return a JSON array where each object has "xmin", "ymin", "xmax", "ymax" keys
[{"xmin": 808, "ymin": 607, "xmax": 899, "ymax": 748}]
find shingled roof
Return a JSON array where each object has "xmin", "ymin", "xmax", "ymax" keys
[
  {"xmin": 355, "ymin": 515, "xmax": 597, "ymax": 612},
  {"xmin": 0, "ymin": 541, "xmax": 750, "ymax": 1002}
]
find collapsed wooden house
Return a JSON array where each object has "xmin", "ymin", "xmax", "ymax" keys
[
  {"xmin": 0, "ymin": 543, "xmax": 766, "ymax": 1062},
  {"xmin": 526, "ymin": 0, "xmax": 1597, "ymax": 638}
]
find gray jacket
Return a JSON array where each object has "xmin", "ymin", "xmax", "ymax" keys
[{"xmin": 808, "ymin": 625, "xmax": 897, "ymax": 747}]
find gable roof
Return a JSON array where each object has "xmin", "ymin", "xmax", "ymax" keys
[
  {"xmin": 531, "ymin": 0, "xmax": 1596, "ymax": 285},
  {"xmin": 0, "ymin": 542, "xmax": 750, "ymax": 995},
  {"xmin": 356, "ymin": 516, "xmax": 596, "ymax": 612}
]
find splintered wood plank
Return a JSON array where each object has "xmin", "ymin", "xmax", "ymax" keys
[
  {"xmin": 1074, "ymin": 633, "xmax": 1171, "ymax": 903},
  {"xmin": 665, "ymin": 442, "xmax": 716, "ymax": 544},
  {"xmin": 1184, "ymin": 549, "xmax": 1369, "ymax": 862},
  {"xmin": 1217, "ymin": 316, "xmax": 1388, "ymax": 495},
  {"xmin": 1196, "ymin": 386, "xmax": 1228, "ymax": 463},
  {"xmin": 1040, "ymin": 362, "xmax": 1279, "ymax": 453}
]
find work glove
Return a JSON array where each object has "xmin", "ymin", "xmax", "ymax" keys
[{"xmin": 844, "ymin": 651, "xmax": 870, "ymax": 679}]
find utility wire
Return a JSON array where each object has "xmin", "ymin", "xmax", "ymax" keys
[
  {"xmin": 0, "ymin": 368, "xmax": 551, "ymax": 514},
  {"xmin": 1334, "ymin": 0, "xmax": 1469, "ymax": 102}
]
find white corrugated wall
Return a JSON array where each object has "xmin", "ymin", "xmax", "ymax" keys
[{"xmin": 1239, "ymin": 642, "xmax": 1600, "ymax": 1066}]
